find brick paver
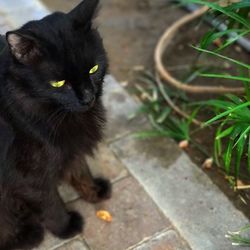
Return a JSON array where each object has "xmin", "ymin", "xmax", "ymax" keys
[
  {"xmin": 54, "ymin": 239, "xmax": 89, "ymax": 250},
  {"xmin": 69, "ymin": 177, "xmax": 172, "ymax": 250},
  {"xmin": 86, "ymin": 142, "xmax": 128, "ymax": 183},
  {"xmin": 34, "ymin": 233, "xmax": 72, "ymax": 250},
  {"xmin": 128, "ymin": 229, "xmax": 191, "ymax": 250},
  {"xmin": 103, "ymin": 75, "xmax": 148, "ymax": 142}
]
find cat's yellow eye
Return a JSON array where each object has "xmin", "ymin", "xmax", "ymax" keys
[
  {"xmin": 89, "ymin": 65, "xmax": 99, "ymax": 74},
  {"xmin": 50, "ymin": 80, "xmax": 65, "ymax": 88}
]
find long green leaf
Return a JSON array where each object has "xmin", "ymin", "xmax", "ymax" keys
[
  {"xmin": 200, "ymin": 73, "xmax": 250, "ymax": 82},
  {"xmin": 224, "ymin": 138, "xmax": 234, "ymax": 174},
  {"xmin": 216, "ymin": 126, "xmax": 234, "ymax": 140},
  {"xmin": 248, "ymin": 136, "xmax": 250, "ymax": 174},
  {"xmin": 192, "ymin": 46, "xmax": 250, "ymax": 70},
  {"xmin": 185, "ymin": 0, "xmax": 250, "ymax": 29},
  {"xmin": 205, "ymin": 101, "xmax": 250, "ymax": 125},
  {"xmin": 223, "ymin": 125, "xmax": 242, "ymax": 173},
  {"xmin": 234, "ymin": 125, "xmax": 250, "ymax": 146},
  {"xmin": 192, "ymin": 99, "xmax": 235, "ymax": 110},
  {"xmin": 225, "ymin": 94, "xmax": 243, "ymax": 105},
  {"xmin": 214, "ymin": 121, "xmax": 228, "ymax": 166},
  {"xmin": 225, "ymin": 1, "xmax": 250, "ymax": 12},
  {"xmin": 216, "ymin": 31, "xmax": 250, "ymax": 52},
  {"xmin": 200, "ymin": 29, "xmax": 245, "ymax": 49},
  {"xmin": 235, "ymin": 135, "xmax": 246, "ymax": 177}
]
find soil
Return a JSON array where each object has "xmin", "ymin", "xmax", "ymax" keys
[
  {"xmin": 163, "ymin": 19, "xmax": 250, "ymax": 99},
  {"xmin": 41, "ymin": 0, "xmax": 250, "ymax": 219}
]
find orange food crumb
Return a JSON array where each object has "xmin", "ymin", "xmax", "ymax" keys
[{"xmin": 96, "ymin": 210, "xmax": 112, "ymax": 222}]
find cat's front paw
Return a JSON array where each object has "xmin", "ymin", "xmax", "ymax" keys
[
  {"xmin": 80, "ymin": 177, "xmax": 112, "ymax": 203},
  {"xmin": 55, "ymin": 211, "xmax": 83, "ymax": 239},
  {"xmin": 93, "ymin": 177, "xmax": 112, "ymax": 201},
  {"xmin": 72, "ymin": 176, "xmax": 112, "ymax": 204}
]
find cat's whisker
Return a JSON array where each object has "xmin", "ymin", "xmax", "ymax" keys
[
  {"xmin": 52, "ymin": 112, "xmax": 67, "ymax": 146},
  {"xmin": 47, "ymin": 110, "xmax": 65, "ymax": 144}
]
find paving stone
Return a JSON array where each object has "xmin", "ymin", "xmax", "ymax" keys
[
  {"xmin": 69, "ymin": 176, "xmax": 171, "ymax": 250},
  {"xmin": 0, "ymin": 0, "xmax": 50, "ymax": 28},
  {"xmin": 54, "ymin": 239, "xmax": 89, "ymax": 250},
  {"xmin": 86, "ymin": 142, "xmax": 128, "ymax": 182},
  {"xmin": 103, "ymin": 75, "xmax": 148, "ymax": 142},
  {"xmin": 111, "ymin": 135, "xmax": 249, "ymax": 250},
  {"xmin": 110, "ymin": 135, "xmax": 181, "ymax": 168},
  {"xmin": 58, "ymin": 183, "xmax": 79, "ymax": 203},
  {"xmin": 128, "ymin": 229, "xmax": 191, "ymax": 250},
  {"xmin": 0, "ymin": 16, "xmax": 14, "ymax": 34},
  {"xmin": 34, "ymin": 233, "xmax": 74, "ymax": 250}
]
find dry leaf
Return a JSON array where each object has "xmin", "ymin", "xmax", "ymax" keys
[
  {"xmin": 120, "ymin": 81, "xmax": 128, "ymax": 87},
  {"xmin": 219, "ymin": 0, "xmax": 240, "ymax": 7},
  {"xmin": 96, "ymin": 210, "xmax": 112, "ymax": 222},
  {"xmin": 213, "ymin": 38, "xmax": 222, "ymax": 47},
  {"xmin": 236, "ymin": 179, "xmax": 245, "ymax": 187},
  {"xmin": 202, "ymin": 158, "xmax": 213, "ymax": 169},
  {"xmin": 178, "ymin": 140, "xmax": 189, "ymax": 149},
  {"xmin": 133, "ymin": 65, "xmax": 145, "ymax": 71}
]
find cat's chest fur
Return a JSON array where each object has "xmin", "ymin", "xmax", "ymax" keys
[{"xmin": 12, "ymin": 102, "xmax": 105, "ymax": 177}]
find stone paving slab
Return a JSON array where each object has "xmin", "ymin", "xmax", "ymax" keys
[
  {"xmin": 0, "ymin": 0, "xmax": 50, "ymax": 32},
  {"xmin": 103, "ymin": 75, "xmax": 148, "ymax": 142},
  {"xmin": 110, "ymin": 135, "xmax": 249, "ymax": 250},
  {"xmin": 34, "ymin": 234, "xmax": 78, "ymax": 250},
  {"xmin": 86, "ymin": 142, "xmax": 129, "ymax": 183},
  {"xmin": 69, "ymin": 176, "xmax": 172, "ymax": 250},
  {"xmin": 54, "ymin": 239, "xmax": 89, "ymax": 250},
  {"xmin": 127, "ymin": 229, "xmax": 191, "ymax": 250}
]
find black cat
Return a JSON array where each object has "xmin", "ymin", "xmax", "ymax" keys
[{"xmin": 0, "ymin": 0, "xmax": 111, "ymax": 249}]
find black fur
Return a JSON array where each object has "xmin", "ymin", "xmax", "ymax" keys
[
  {"xmin": 93, "ymin": 177, "xmax": 112, "ymax": 201},
  {"xmin": 0, "ymin": 1, "xmax": 111, "ymax": 249}
]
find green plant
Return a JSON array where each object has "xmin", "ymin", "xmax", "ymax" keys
[
  {"xmin": 186, "ymin": 0, "xmax": 250, "ymax": 180},
  {"xmin": 193, "ymin": 47, "xmax": 250, "ymax": 178},
  {"xmin": 135, "ymin": 0, "xmax": 250, "ymax": 179},
  {"xmin": 185, "ymin": 0, "xmax": 250, "ymax": 246},
  {"xmin": 133, "ymin": 71, "xmax": 193, "ymax": 142},
  {"xmin": 226, "ymin": 225, "xmax": 250, "ymax": 247}
]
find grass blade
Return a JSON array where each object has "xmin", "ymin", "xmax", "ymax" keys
[
  {"xmin": 185, "ymin": 0, "xmax": 250, "ymax": 29},
  {"xmin": 200, "ymin": 29, "xmax": 245, "ymax": 49},
  {"xmin": 200, "ymin": 73, "xmax": 250, "ymax": 82},
  {"xmin": 248, "ymin": 136, "xmax": 250, "ymax": 175},
  {"xmin": 216, "ymin": 126, "xmax": 234, "ymax": 140},
  {"xmin": 192, "ymin": 46, "xmax": 250, "ymax": 70},
  {"xmin": 234, "ymin": 125, "xmax": 250, "ymax": 147},
  {"xmin": 235, "ymin": 135, "xmax": 246, "ymax": 177},
  {"xmin": 205, "ymin": 101, "xmax": 250, "ymax": 126},
  {"xmin": 224, "ymin": 138, "xmax": 234, "ymax": 174}
]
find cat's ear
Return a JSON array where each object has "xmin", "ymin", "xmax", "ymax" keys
[
  {"xmin": 68, "ymin": 0, "xmax": 99, "ymax": 29},
  {"xmin": 6, "ymin": 32, "xmax": 41, "ymax": 65}
]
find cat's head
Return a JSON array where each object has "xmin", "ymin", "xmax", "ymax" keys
[{"xmin": 5, "ymin": 0, "xmax": 108, "ymax": 113}]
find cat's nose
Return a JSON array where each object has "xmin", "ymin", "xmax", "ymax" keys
[{"xmin": 79, "ymin": 91, "xmax": 96, "ymax": 107}]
